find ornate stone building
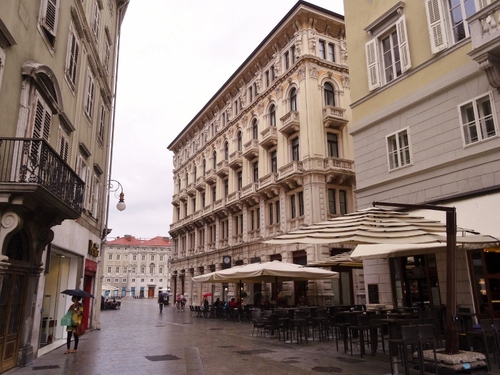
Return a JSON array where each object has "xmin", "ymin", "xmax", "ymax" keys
[
  {"xmin": 102, "ymin": 236, "xmax": 173, "ymax": 298},
  {"xmin": 168, "ymin": 1, "xmax": 360, "ymax": 307},
  {"xmin": 0, "ymin": 0, "xmax": 128, "ymax": 371}
]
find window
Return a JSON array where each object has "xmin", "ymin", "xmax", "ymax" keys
[
  {"xmin": 212, "ymin": 150, "xmax": 217, "ymax": 169},
  {"xmin": 57, "ymin": 128, "xmax": 69, "ymax": 162},
  {"xmin": 298, "ymin": 192, "xmax": 304, "ymax": 216},
  {"xmin": 133, "ymin": 255, "xmax": 136, "ymax": 261},
  {"xmin": 339, "ymin": 190, "xmax": 347, "ymax": 215},
  {"xmin": 142, "ymin": 255, "xmax": 146, "ymax": 260},
  {"xmin": 387, "ymin": 128, "xmax": 412, "ymax": 170},
  {"xmin": 114, "ymin": 279, "xmax": 118, "ymax": 283},
  {"xmin": 284, "ymin": 50, "xmax": 290, "ymax": 70},
  {"xmin": 237, "ymin": 171, "xmax": 242, "ymax": 190},
  {"xmin": 98, "ymin": 103, "xmax": 106, "ymax": 141},
  {"xmin": 253, "ymin": 162, "xmax": 259, "ymax": 182},
  {"xmin": 115, "ymin": 266, "xmax": 119, "ymax": 273},
  {"xmin": 65, "ymin": 25, "xmax": 79, "ymax": 88},
  {"xmin": 212, "ymin": 186, "xmax": 216, "ymax": 203},
  {"xmin": 122, "ymin": 279, "xmax": 126, "ymax": 283},
  {"xmin": 270, "ymin": 150, "xmax": 277, "ymax": 173},
  {"xmin": 202, "ymin": 159, "xmax": 206, "ymax": 175},
  {"xmin": 459, "ymin": 92, "xmax": 497, "ymax": 145},
  {"xmin": 224, "ymin": 141, "xmax": 229, "ymax": 160},
  {"xmin": 108, "ymin": 254, "xmax": 112, "ymax": 260},
  {"xmin": 116, "ymin": 254, "xmax": 121, "ymax": 260},
  {"xmin": 248, "ymin": 86, "xmax": 253, "ymax": 103},
  {"xmin": 327, "ymin": 133, "xmax": 339, "ymax": 158},
  {"xmin": 269, "ymin": 104, "xmax": 276, "ymax": 126},
  {"xmin": 265, "ymin": 70, "xmax": 270, "ymax": 87},
  {"xmin": 324, "ymin": 82, "xmax": 335, "ymax": 107},
  {"xmin": 268, "ymin": 203, "xmax": 274, "ymax": 224},
  {"xmin": 291, "ymin": 195, "xmax": 296, "ymax": 219},
  {"xmin": 365, "ymin": 16, "xmax": 410, "ymax": 90},
  {"xmin": 151, "ymin": 255, "xmax": 154, "ymax": 261},
  {"xmin": 84, "ymin": 70, "xmax": 95, "ymax": 119},
  {"xmin": 275, "ymin": 200, "xmax": 280, "ymax": 223},
  {"xmin": 290, "ymin": 88, "xmax": 297, "ymax": 111},
  {"xmin": 328, "ymin": 189, "xmax": 336, "ymax": 214},
  {"xmin": 252, "ymin": 119, "xmax": 258, "ymax": 139},
  {"xmin": 31, "ymin": 94, "xmax": 52, "ymax": 142},
  {"xmin": 291, "ymin": 137, "xmax": 300, "ymax": 161},
  {"xmin": 425, "ymin": 0, "xmax": 486, "ymax": 53},
  {"xmin": 39, "ymin": 0, "xmax": 60, "ymax": 47},
  {"xmin": 141, "ymin": 267, "xmax": 145, "ymax": 273},
  {"xmin": 160, "ymin": 255, "xmax": 164, "ymax": 261},
  {"xmin": 327, "ymin": 43, "xmax": 335, "ymax": 62},
  {"xmin": 291, "ymin": 45, "xmax": 297, "ymax": 63},
  {"xmin": 319, "ymin": 40, "xmax": 326, "ymax": 59},
  {"xmin": 106, "ymin": 278, "xmax": 111, "ymax": 283},
  {"xmin": 107, "ymin": 267, "xmax": 111, "ymax": 273},
  {"xmin": 224, "ymin": 179, "xmax": 228, "ymax": 197},
  {"xmin": 237, "ymin": 131, "xmax": 242, "ymax": 151}
]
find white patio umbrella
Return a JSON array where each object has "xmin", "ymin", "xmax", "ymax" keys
[
  {"xmin": 265, "ymin": 207, "xmax": 499, "ymax": 249},
  {"xmin": 192, "ymin": 261, "xmax": 338, "ymax": 284},
  {"xmin": 101, "ymin": 284, "xmax": 119, "ymax": 292}
]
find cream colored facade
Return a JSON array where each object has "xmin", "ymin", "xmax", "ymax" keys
[
  {"xmin": 344, "ymin": 0, "xmax": 500, "ymax": 314},
  {"xmin": 168, "ymin": 2, "xmax": 361, "ymax": 307},
  {"xmin": 0, "ymin": 0, "xmax": 127, "ymax": 371},
  {"xmin": 102, "ymin": 236, "xmax": 173, "ymax": 299}
]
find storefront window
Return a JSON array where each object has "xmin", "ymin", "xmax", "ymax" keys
[{"xmin": 391, "ymin": 254, "xmax": 440, "ymax": 309}]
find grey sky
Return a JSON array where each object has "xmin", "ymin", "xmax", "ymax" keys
[{"xmin": 107, "ymin": 0, "xmax": 345, "ymax": 240}]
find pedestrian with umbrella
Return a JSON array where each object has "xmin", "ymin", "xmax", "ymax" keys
[{"xmin": 61, "ymin": 289, "xmax": 94, "ymax": 354}]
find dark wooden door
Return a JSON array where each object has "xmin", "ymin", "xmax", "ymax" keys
[{"xmin": 0, "ymin": 272, "xmax": 27, "ymax": 372}]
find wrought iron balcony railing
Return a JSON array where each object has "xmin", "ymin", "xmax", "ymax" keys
[{"xmin": 0, "ymin": 138, "xmax": 84, "ymax": 214}]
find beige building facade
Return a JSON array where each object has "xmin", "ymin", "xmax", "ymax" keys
[
  {"xmin": 168, "ymin": 2, "xmax": 362, "ymax": 308},
  {"xmin": 0, "ymin": 0, "xmax": 128, "ymax": 371},
  {"xmin": 344, "ymin": 0, "xmax": 500, "ymax": 317},
  {"xmin": 102, "ymin": 236, "xmax": 173, "ymax": 299}
]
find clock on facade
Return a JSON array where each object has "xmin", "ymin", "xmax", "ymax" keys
[{"xmin": 223, "ymin": 256, "xmax": 231, "ymax": 264}]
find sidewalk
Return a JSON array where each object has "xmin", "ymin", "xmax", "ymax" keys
[{"xmin": 5, "ymin": 299, "xmax": 500, "ymax": 375}]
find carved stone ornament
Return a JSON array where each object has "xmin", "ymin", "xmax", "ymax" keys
[
  {"xmin": 308, "ymin": 65, "xmax": 318, "ymax": 80},
  {"xmin": 308, "ymin": 29, "xmax": 317, "ymax": 52},
  {"xmin": 294, "ymin": 30, "xmax": 302, "ymax": 57}
]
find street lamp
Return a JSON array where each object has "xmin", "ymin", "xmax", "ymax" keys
[{"xmin": 109, "ymin": 179, "xmax": 126, "ymax": 211}]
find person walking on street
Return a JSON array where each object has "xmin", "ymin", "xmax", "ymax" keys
[
  {"xmin": 158, "ymin": 292, "xmax": 165, "ymax": 313},
  {"xmin": 65, "ymin": 296, "xmax": 83, "ymax": 354},
  {"xmin": 165, "ymin": 290, "xmax": 170, "ymax": 306}
]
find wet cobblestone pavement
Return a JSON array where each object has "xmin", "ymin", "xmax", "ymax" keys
[{"xmin": 5, "ymin": 298, "xmax": 500, "ymax": 375}]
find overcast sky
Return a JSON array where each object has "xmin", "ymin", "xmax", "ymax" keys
[{"xmin": 107, "ymin": 0, "xmax": 345, "ymax": 240}]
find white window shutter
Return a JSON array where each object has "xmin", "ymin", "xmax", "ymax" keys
[
  {"xmin": 85, "ymin": 167, "xmax": 92, "ymax": 210},
  {"xmin": 58, "ymin": 129, "xmax": 69, "ymax": 162},
  {"xmin": 365, "ymin": 39, "xmax": 380, "ymax": 91},
  {"xmin": 396, "ymin": 16, "xmax": 411, "ymax": 73},
  {"xmin": 42, "ymin": 0, "xmax": 59, "ymax": 37},
  {"xmin": 425, "ymin": 0, "xmax": 449, "ymax": 54}
]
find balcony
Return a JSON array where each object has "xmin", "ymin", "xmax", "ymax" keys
[
  {"xmin": 0, "ymin": 138, "xmax": 84, "ymax": 218},
  {"xmin": 228, "ymin": 150, "xmax": 243, "ymax": 170},
  {"xmin": 277, "ymin": 161, "xmax": 304, "ymax": 191},
  {"xmin": 216, "ymin": 159, "xmax": 229, "ymax": 177},
  {"xmin": 324, "ymin": 157, "xmax": 356, "ymax": 185},
  {"xmin": 204, "ymin": 168, "xmax": 217, "ymax": 185},
  {"xmin": 240, "ymin": 182, "xmax": 260, "ymax": 205},
  {"xmin": 279, "ymin": 111, "xmax": 300, "ymax": 136},
  {"xmin": 323, "ymin": 106, "xmax": 348, "ymax": 130},
  {"xmin": 186, "ymin": 182, "xmax": 196, "ymax": 196},
  {"xmin": 259, "ymin": 173, "xmax": 278, "ymax": 189},
  {"xmin": 243, "ymin": 139, "xmax": 259, "ymax": 160},
  {"xmin": 195, "ymin": 175, "xmax": 206, "ymax": 191},
  {"xmin": 259, "ymin": 126, "xmax": 278, "ymax": 149},
  {"xmin": 468, "ymin": 1, "xmax": 500, "ymax": 88}
]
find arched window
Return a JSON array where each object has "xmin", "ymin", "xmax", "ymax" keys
[
  {"xmin": 237, "ymin": 131, "xmax": 242, "ymax": 151},
  {"xmin": 290, "ymin": 88, "xmax": 297, "ymax": 111},
  {"xmin": 149, "ymin": 263, "xmax": 155, "ymax": 274},
  {"xmin": 324, "ymin": 82, "xmax": 335, "ymax": 107},
  {"xmin": 224, "ymin": 141, "xmax": 229, "ymax": 160},
  {"xmin": 212, "ymin": 150, "xmax": 217, "ymax": 169},
  {"xmin": 202, "ymin": 159, "xmax": 206, "ymax": 175},
  {"xmin": 269, "ymin": 104, "xmax": 276, "ymax": 127},
  {"xmin": 252, "ymin": 119, "xmax": 258, "ymax": 139},
  {"xmin": 193, "ymin": 165, "xmax": 197, "ymax": 181}
]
